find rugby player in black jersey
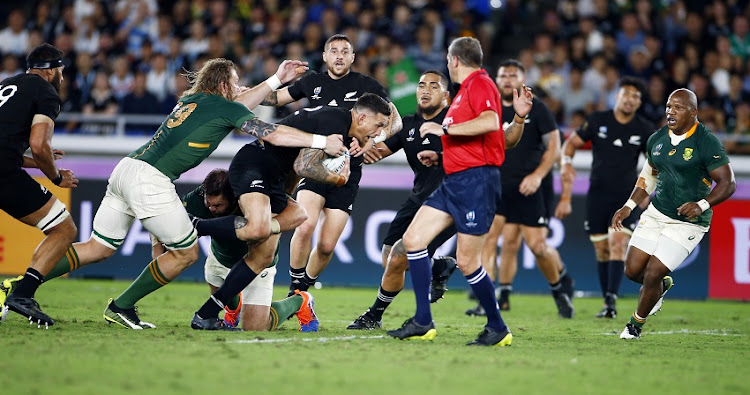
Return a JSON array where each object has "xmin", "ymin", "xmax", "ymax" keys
[
  {"xmin": 556, "ymin": 76, "xmax": 654, "ymax": 318},
  {"xmin": 0, "ymin": 44, "xmax": 78, "ymax": 327},
  {"xmin": 346, "ymin": 70, "xmax": 458, "ymax": 330},
  {"xmin": 468, "ymin": 59, "xmax": 575, "ymax": 319},
  {"xmin": 259, "ymin": 34, "xmax": 404, "ymax": 296}
]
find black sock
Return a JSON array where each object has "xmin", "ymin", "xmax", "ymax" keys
[
  {"xmin": 13, "ymin": 268, "xmax": 44, "ymax": 298},
  {"xmin": 498, "ymin": 283, "xmax": 512, "ymax": 299},
  {"xmin": 597, "ymin": 261, "xmax": 609, "ymax": 298},
  {"xmin": 289, "ymin": 267, "xmax": 305, "ymax": 292},
  {"xmin": 559, "ymin": 265, "xmax": 568, "ymax": 278},
  {"xmin": 549, "ymin": 280, "xmax": 562, "ymax": 292},
  {"xmin": 302, "ymin": 271, "xmax": 317, "ymax": 290},
  {"xmin": 194, "ymin": 216, "xmax": 242, "ymax": 240},
  {"xmin": 369, "ymin": 287, "xmax": 400, "ymax": 320},
  {"xmin": 196, "ymin": 259, "xmax": 256, "ymax": 318},
  {"xmin": 607, "ymin": 260, "xmax": 625, "ymax": 296}
]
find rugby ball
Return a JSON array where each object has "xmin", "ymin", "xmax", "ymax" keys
[{"xmin": 322, "ymin": 152, "xmax": 349, "ymax": 174}]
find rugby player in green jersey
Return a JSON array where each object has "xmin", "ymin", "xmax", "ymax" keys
[
  {"xmin": 611, "ymin": 89, "xmax": 736, "ymax": 339},
  {"xmin": 4, "ymin": 58, "xmax": 347, "ymax": 329},
  {"xmin": 152, "ymin": 169, "xmax": 316, "ymax": 331}
]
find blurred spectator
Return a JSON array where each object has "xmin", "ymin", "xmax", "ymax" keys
[
  {"xmin": 120, "ymin": 71, "xmax": 159, "ymax": 115},
  {"xmin": 390, "ymin": 4, "xmax": 415, "ymax": 46},
  {"xmin": 623, "ymin": 45, "xmax": 652, "ymax": 80},
  {"xmin": 704, "ymin": 50, "xmax": 730, "ymax": 96},
  {"xmin": 641, "ymin": 75, "xmax": 667, "ymax": 126},
  {"xmin": 386, "ymin": 42, "xmax": 419, "ymax": 115},
  {"xmin": 407, "ymin": 25, "xmax": 446, "ymax": 74},
  {"xmin": 583, "ymin": 53, "xmax": 607, "ymax": 94},
  {"xmin": 159, "ymin": 71, "xmax": 190, "ymax": 115},
  {"xmin": 146, "ymin": 53, "xmax": 170, "ymax": 102},
  {"xmin": 82, "ymin": 71, "xmax": 118, "ymax": 134},
  {"xmin": 0, "ymin": 9, "xmax": 29, "ymax": 56},
  {"xmin": 730, "ymin": 15, "xmax": 750, "ymax": 61},
  {"xmin": 615, "ymin": 13, "xmax": 645, "ymax": 57},
  {"xmin": 152, "ymin": 15, "xmax": 174, "ymax": 54},
  {"xmin": 110, "ymin": 56, "xmax": 134, "ymax": 101},
  {"xmin": 559, "ymin": 65, "xmax": 596, "ymax": 125},
  {"xmin": 74, "ymin": 52, "xmax": 97, "ymax": 106},
  {"xmin": 579, "ymin": 16, "xmax": 604, "ymax": 55},
  {"xmin": 74, "ymin": 17, "xmax": 101, "ymax": 55},
  {"xmin": 720, "ymin": 73, "xmax": 750, "ymax": 129},
  {"xmin": 599, "ymin": 64, "xmax": 620, "ymax": 110},
  {"xmin": 116, "ymin": 0, "xmax": 158, "ymax": 59},
  {"xmin": 725, "ymin": 103, "xmax": 750, "ymax": 154},
  {"xmin": 0, "ymin": 54, "xmax": 21, "ymax": 81},
  {"xmin": 28, "ymin": 2, "xmax": 56, "ymax": 42}
]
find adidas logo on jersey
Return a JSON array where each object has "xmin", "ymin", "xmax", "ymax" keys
[
  {"xmin": 348, "ymin": 204, "xmax": 353, "ymax": 210},
  {"xmin": 422, "ymin": 138, "xmax": 430, "ymax": 145},
  {"xmin": 328, "ymin": 99, "xmax": 338, "ymax": 106},
  {"xmin": 613, "ymin": 138, "xmax": 623, "ymax": 147}
]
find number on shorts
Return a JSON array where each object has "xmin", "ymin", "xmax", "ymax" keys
[{"xmin": 0, "ymin": 85, "xmax": 18, "ymax": 108}]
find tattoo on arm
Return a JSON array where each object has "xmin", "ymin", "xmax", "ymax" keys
[
  {"xmin": 260, "ymin": 91, "xmax": 279, "ymax": 106},
  {"xmin": 505, "ymin": 122, "xmax": 523, "ymax": 144},
  {"xmin": 293, "ymin": 148, "xmax": 338, "ymax": 184},
  {"xmin": 240, "ymin": 119, "xmax": 279, "ymax": 139}
]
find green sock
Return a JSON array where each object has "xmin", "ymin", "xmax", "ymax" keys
[
  {"xmin": 268, "ymin": 294, "xmax": 303, "ymax": 330},
  {"xmin": 629, "ymin": 313, "xmax": 646, "ymax": 328},
  {"xmin": 227, "ymin": 294, "xmax": 241, "ymax": 311},
  {"xmin": 114, "ymin": 260, "xmax": 170, "ymax": 309},
  {"xmin": 46, "ymin": 246, "xmax": 80, "ymax": 280}
]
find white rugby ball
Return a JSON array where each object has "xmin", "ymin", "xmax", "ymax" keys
[{"xmin": 322, "ymin": 152, "xmax": 348, "ymax": 174}]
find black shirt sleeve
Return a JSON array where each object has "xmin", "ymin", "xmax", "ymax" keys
[
  {"xmin": 383, "ymin": 129, "xmax": 403, "ymax": 153},
  {"xmin": 577, "ymin": 113, "xmax": 597, "ymax": 142},
  {"xmin": 286, "ymin": 72, "xmax": 315, "ymax": 102},
  {"xmin": 34, "ymin": 79, "xmax": 61, "ymax": 121}
]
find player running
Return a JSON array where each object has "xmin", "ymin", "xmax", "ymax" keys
[{"xmin": 612, "ymin": 88, "xmax": 735, "ymax": 339}]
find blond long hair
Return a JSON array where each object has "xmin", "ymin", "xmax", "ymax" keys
[{"xmin": 181, "ymin": 58, "xmax": 236, "ymax": 100}]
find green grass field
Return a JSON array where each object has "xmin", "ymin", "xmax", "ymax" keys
[{"xmin": 1, "ymin": 278, "xmax": 748, "ymax": 395}]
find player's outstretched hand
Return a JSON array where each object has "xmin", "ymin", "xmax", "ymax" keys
[
  {"xmin": 58, "ymin": 169, "xmax": 78, "ymax": 188},
  {"xmin": 419, "ymin": 121, "xmax": 443, "ymax": 138},
  {"xmin": 417, "ymin": 150, "xmax": 439, "ymax": 167},
  {"xmin": 554, "ymin": 198, "xmax": 572, "ymax": 219},
  {"xmin": 276, "ymin": 60, "xmax": 309, "ymax": 84},
  {"xmin": 324, "ymin": 134, "xmax": 347, "ymax": 157},
  {"xmin": 611, "ymin": 206, "xmax": 632, "ymax": 231},
  {"xmin": 52, "ymin": 149, "xmax": 65, "ymax": 160},
  {"xmin": 512, "ymin": 84, "xmax": 534, "ymax": 118},
  {"xmin": 677, "ymin": 202, "xmax": 702, "ymax": 221}
]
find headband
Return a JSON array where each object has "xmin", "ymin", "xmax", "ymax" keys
[{"xmin": 27, "ymin": 57, "xmax": 63, "ymax": 69}]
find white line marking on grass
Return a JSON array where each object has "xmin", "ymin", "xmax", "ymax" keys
[
  {"xmin": 229, "ymin": 335, "xmax": 385, "ymax": 344},
  {"xmin": 599, "ymin": 329, "xmax": 745, "ymax": 336}
]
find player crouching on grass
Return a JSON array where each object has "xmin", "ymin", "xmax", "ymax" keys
[
  {"xmin": 152, "ymin": 169, "xmax": 318, "ymax": 331},
  {"xmin": 611, "ymin": 89, "xmax": 735, "ymax": 340}
]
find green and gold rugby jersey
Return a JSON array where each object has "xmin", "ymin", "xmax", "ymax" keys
[
  {"xmin": 182, "ymin": 186, "xmax": 278, "ymax": 269},
  {"xmin": 646, "ymin": 122, "xmax": 730, "ymax": 227},
  {"xmin": 129, "ymin": 93, "xmax": 256, "ymax": 181}
]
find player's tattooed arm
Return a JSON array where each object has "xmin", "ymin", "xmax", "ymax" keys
[
  {"xmin": 293, "ymin": 148, "xmax": 348, "ymax": 186},
  {"xmin": 240, "ymin": 118, "xmax": 279, "ymax": 139},
  {"xmin": 385, "ymin": 102, "xmax": 403, "ymax": 138},
  {"xmin": 504, "ymin": 120, "xmax": 525, "ymax": 148},
  {"xmin": 260, "ymin": 91, "xmax": 278, "ymax": 106}
]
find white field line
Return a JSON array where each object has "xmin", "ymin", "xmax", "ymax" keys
[
  {"xmin": 599, "ymin": 329, "xmax": 745, "ymax": 336},
  {"xmin": 229, "ymin": 335, "xmax": 385, "ymax": 344}
]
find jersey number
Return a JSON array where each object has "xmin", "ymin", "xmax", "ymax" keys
[
  {"xmin": 0, "ymin": 85, "xmax": 18, "ymax": 108},
  {"xmin": 166, "ymin": 102, "xmax": 197, "ymax": 128}
]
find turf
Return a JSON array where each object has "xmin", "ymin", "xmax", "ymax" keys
[{"xmin": 1, "ymin": 279, "xmax": 748, "ymax": 395}]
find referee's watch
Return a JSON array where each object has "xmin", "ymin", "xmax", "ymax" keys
[{"xmin": 442, "ymin": 124, "xmax": 450, "ymax": 135}]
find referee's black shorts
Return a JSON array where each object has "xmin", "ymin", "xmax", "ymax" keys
[
  {"xmin": 383, "ymin": 196, "xmax": 456, "ymax": 256},
  {"xmin": 228, "ymin": 143, "xmax": 288, "ymax": 215},
  {"xmin": 0, "ymin": 167, "xmax": 52, "ymax": 219}
]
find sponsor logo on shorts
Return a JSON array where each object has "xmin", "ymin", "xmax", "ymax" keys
[
  {"xmin": 466, "ymin": 211, "xmax": 477, "ymax": 228},
  {"xmin": 688, "ymin": 235, "xmax": 696, "ymax": 240},
  {"xmin": 39, "ymin": 185, "xmax": 48, "ymax": 193},
  {"xmin": 260, "ymin": 271, "xmax": 269, "ymax": 278},
  {"xmin": 348, "ymin": 204, "xmax": 353, "ymax": 211}
]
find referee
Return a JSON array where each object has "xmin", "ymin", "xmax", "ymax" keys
[{"xmin": 0, "ymin": 44, "xmax": 78, "ymax": 328}]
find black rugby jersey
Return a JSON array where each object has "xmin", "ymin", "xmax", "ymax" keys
[
  {"xmin": 500, "ymin": 98, "xmax": 557, "ymax": 183},
  {"xmin": 0, "ymin": 73, "xmax": 61, "ymax": 171},
  {"xmin": 578, "ymin": 110, "xmax": 655, "ymax": 196},
  {"xmin": 269, "ymin": 106, "xmax": 355, "ymax": 174},
  {"xmin": 384, "ymin": 107, "xmax": 448, "ymax": 203},
  {"xmin": 287, "ymin": 70, "xmax": 389, "ymax": 110}
]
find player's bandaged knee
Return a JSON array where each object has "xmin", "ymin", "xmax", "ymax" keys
[
  {"xmin": 636, "ymin": 161, "xmax": 657, "ymax": 194},
  {"xmin": 35, "ymin": 199, "xmax": 70, "ymax": 232}
]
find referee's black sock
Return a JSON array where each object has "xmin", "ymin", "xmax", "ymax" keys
[
  {"xmin": 196, "ymin": 259, "xmax": 256, "ymax": 318},
  {"xmin": 597, "ymin": 261, "xmax": 609, "ymax": 298},
  {"xmin": 12, "ymin": 268, "xmax": 44, "ymax": 298}
]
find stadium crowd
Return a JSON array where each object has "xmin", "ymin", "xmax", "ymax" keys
[{"xmin": 0, "ymin": 0, "xmax": 748, "ymax": 153}]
